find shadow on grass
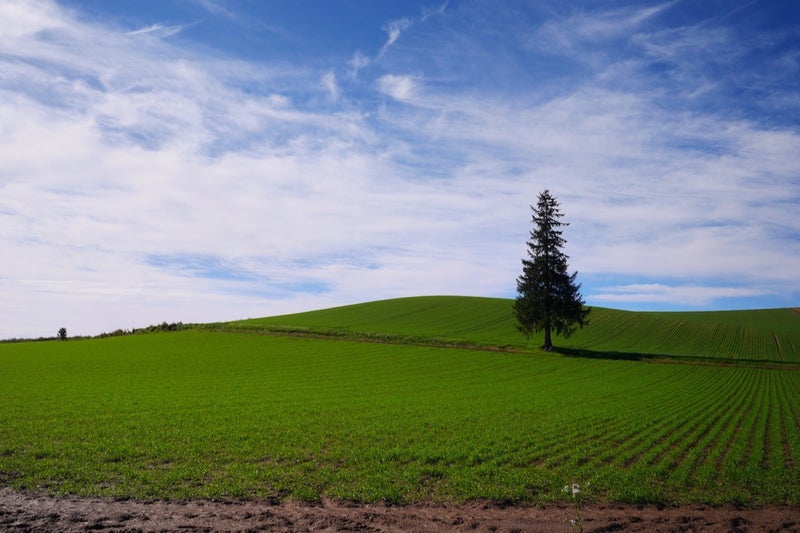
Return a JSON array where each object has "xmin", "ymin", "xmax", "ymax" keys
[
  {"xmin": 552, "ymin": 346, "xmax": 666, "ymax": 362},
  {"xmin": 552, "ymin": 347, "xmax": 799, "ymax": 369}
]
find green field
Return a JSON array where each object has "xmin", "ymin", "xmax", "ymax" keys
[
  {"xmin": 231, "ymin": 296, "xmax": 800, "ymax": 363},
  {"xmin": 1, "ymin": 296, "xmax": 799, "ymax": 504}
]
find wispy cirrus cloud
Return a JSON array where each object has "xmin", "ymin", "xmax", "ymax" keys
[
  {"xmin": 591, "ymin": 284, "xmax": 771, "ymax": 307},
  {"xmin": 348, "ymin": 51, "xmax": 371, "ymax": 78},
  {"xmin": 421, "ymin": 2, "xmax": 448, "ymax": 22},
  {"xmin": 322, "ymin": 70, "xmax": 339, "ymax": 102},
  {"xmin": 191, "ymin": 0, "xmax": 237, "ymax": 20},
  {"xmin": 127, "ymin": 23, "xmax": 183, "ymax": 38},
  {"xmin": 533, "ymin": 2, "xmax": 672, "ymax": 63},
  {"xmin": 379, "ymin": 18, "xmax": 412, "ymax": 58},
  {"xmin": 569, "ymin": 2, "xmax": 672, "ymax": 39}
]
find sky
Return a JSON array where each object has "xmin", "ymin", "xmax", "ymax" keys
[{"xmin": 1, "ymin": 0, "xmax": 799, "ymax": 338}]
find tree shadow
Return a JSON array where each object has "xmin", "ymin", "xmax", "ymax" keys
[
  {"xmin": 552, "ymin": 347, "xmax": 799, "ymax": 368},
  {"xmin": 552, "ymin": 346, "xmax": 668, "ymax": 362}
]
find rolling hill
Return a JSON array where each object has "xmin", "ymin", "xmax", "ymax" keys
[{"xmin": 228, "ymin": 296, "xmax": 800, "ymax": 363}]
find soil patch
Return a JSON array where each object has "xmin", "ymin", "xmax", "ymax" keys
[{"xmin": 1, "ymin": 489, "xmax": 798, "ymax": 532}]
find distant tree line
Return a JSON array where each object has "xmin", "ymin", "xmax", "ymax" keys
[
  {"xmin": 132, "ymin": 322, "xmax": 187, "ymax": 334},
  {"xmin": 0, "ymin": 322, "xmax": 189, "ymax": 344}
]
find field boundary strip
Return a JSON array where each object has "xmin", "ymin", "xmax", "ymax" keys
[
  {"xmin": 198, "ymin": 324, "xmax": 521, "ymax": 353},
  {"xmin": 196, "ymin": 324, "xmax": 800, "ymax": 371}
]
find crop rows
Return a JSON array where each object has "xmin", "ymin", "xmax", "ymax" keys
[
  {"xmin": 564, "ymin": 307, "xmax": 800, "ymax": 362},
  {"xmin": 1, "ymin": 330, "xmax": 798, "ymax": 504},
  {"xmin": 235, "ymin": 296, "xmax": 800, "ymax": 363}
]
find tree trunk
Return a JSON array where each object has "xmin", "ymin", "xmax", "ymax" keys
[{"xmin": 542, "ymin": 318, "xmax": 553, "ymax": 351}]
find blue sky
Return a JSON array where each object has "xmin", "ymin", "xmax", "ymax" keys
[{"xmin": 1, "ymin": 0, "xmax": 799, "ymax": 338}]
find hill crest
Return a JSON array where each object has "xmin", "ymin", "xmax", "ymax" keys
[{"xmin": 227, "ymin": 296, "xmax": 800, "ymax": 364}]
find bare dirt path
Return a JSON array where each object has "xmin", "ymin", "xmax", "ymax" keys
[{"xmin": 1, "ymin": 489, "xmax": 799, "ymax": 532}]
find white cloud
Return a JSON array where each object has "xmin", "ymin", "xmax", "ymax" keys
[
  {"xmin": 127, "ymin": 23, "xmax": 183, "ymax": 38},
  {"xmin": 348, "ymin": 51, "xmax": 371, "ymax": 78},
  {"xmin": 591, "ymin": 284, "xmax": 770, "ymax": 307},
  {"xmin": 379, "ymin": 18, "xmax": 411, "ymax": 58},
  {"xmin": 192, "ymin": 0, "xmax": 237, "ymax": 20},
  {"xmin": 377, "ymin": 74, "xmax": 417, "ymax": 102},
  {"xmin": 322, "ymin": 70, "xmax": 339, "ymax": 102},
  {"xmin": 534, "ymin": 2, "xmax": 672, "ymax": 62},
  {"xmin": 421, "ymin": 2, "xmax": 448, "ymax": 22},
  {"xmin": 0, "ymin": 0, "xmax": 65, "ymax": 39},
  {"xmin": 571, "ymin": 3, "xmax": 671, "ymax": 40}
]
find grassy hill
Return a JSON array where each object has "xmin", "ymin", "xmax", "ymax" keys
[
  {"xmin": 229, "ymin": 296, "xmax": 800, "ymax": 363},
  {"xmin": 229, "ymin": 296, "xmax": 519, "ymax": 347}
]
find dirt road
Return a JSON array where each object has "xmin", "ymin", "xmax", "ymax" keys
[{"xmin": 1, "ymin": 488, "xmax": 798, "ymax": 532}]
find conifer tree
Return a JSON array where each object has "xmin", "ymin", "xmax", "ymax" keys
[{"xmin": 514, "ymin": 190, "xmax": 590, "ymax": 350}]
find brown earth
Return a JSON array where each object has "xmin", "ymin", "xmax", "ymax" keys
[{"xmin": 1, "ymin": 489, "xmax": 799, "ymax": 532}]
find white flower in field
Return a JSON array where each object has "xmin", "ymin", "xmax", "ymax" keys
[
  {"xmin": 571, "ymin": 483, "xmax": 581, "ymax": 496},
  {"xmin": 563, "ymin": 485, "xmax": 570, "ymax": 494}
]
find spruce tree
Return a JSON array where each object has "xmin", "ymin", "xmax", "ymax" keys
[{"xmin": 514, "ymin": 190, "xmax": 590, "ymax": 350}]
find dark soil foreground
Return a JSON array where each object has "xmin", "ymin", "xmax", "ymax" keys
[{"xmin": 1, "ymin": 489, "xmax": 799, "ymax": 532}]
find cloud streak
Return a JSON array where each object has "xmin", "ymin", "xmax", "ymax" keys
[
  {"xmin": 379, "ymin": 18, "xmax": 412, "ymax": 58},
  {"xmin": 591, "ymin": 284, "xmax": 771, "ymax": 307},
  {"xmin": 127, "ymin": 23, "xmax": 183, "ymax": 37}
]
